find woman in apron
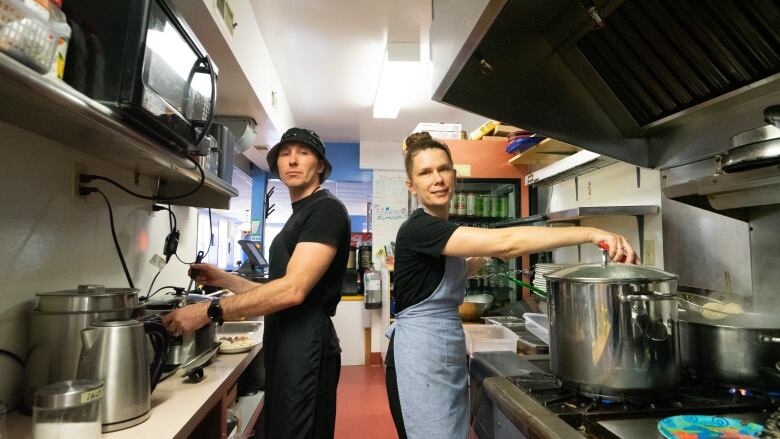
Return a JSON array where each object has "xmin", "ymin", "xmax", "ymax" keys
[{"xmin": 386, "ymin": 132, "xmax": 640, "ymax": 439}]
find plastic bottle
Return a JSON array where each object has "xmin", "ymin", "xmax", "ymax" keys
[
  {"xmin": 46, "ymin": 0, "xmax": 71, "ymax": 79},
  {"xmin": 363, "ymin": 264, "xmax": 382, "ymax": 309}
]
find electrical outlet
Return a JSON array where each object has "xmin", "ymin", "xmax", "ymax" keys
[
  {"xmin": 73, "ymin": 163, "xmax": 87, "ymax": 200},
  {"xmin": 643, "ymin": 240, "xmax": 656, "ymax": 266}
]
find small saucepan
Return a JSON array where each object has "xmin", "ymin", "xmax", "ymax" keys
[{"xmin": 459, "ymin": 294, "xmax": 494, "ymax": 322}]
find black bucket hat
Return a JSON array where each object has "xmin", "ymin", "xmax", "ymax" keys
[{"xmin": 266, "ymin": 127, "xmax": 332, "ymax": 182}]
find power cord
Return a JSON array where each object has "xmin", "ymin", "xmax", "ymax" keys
[
  {"xmin": 146, "ymin": 286, "xmax": 184, "ymax": 301},
  {"xmin": 79, "ymin": 155, "xmax": 206, "ymax": 201},
  {"xmin": 153, "ymin": 204, "xmax": 179, "ymax": 263},
  {"xmin": 0, "ymin": 348, "xmax": 24, "ymax": 367},
  {"xmin": 174, "ymin": 207, "xmax": 213, "ymax": 264},
  {"xmin": 80, "ymin": 187, "xmax": 135, "ymax": 289}
]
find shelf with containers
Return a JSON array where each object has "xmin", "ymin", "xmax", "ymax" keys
[{"xmin": 410, "ymin": 178, "xmax": 524, "ymax": 307}]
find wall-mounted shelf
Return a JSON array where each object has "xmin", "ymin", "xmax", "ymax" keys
[
  {"xmin": 508, "ymin": 138, "xmax": 580, "ymax": 167},
  {"xmin": 0, "ymin": 52, "xmax": 238, "ymax": 209},
  {"xmin": 545, "ymin": 205, "xmax": 659, "ymax": 223}
]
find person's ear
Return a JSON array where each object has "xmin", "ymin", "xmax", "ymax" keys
[{"xmin": 406, "ymin": 179, "xmax": 415, "ymax": 195}]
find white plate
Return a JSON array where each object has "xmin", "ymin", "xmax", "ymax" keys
[{"xmin": 219, "ymin": 339, "xmax": 260, "ymax": 354}]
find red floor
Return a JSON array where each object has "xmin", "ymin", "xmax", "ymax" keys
[{"xmin": 335, "ymin": 364, "xmax": 397, "ymax": 439}]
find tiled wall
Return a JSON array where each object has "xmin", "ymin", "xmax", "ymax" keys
[{"xmin": 0, "ymin": 121, "xmax": 204, "ymax": 409}]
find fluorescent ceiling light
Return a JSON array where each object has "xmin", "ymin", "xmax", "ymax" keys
[{"xmin": 373, "ymin": 42, "xmax": 420, "ymax": 119}]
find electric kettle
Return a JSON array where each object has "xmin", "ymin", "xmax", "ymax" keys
[{"xmin": 76, "ymin": 319, "xmax": 168, "ymax": 432}]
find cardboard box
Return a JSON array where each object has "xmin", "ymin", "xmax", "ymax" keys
[
  {"xmin": 493, "ymin": 124, "xmax": 522, "ymax": 137},
  {"xmin": 428, "ymin": 130, "xmax": 464, "ymax": 140},
  {"xmin": 414, "ymin": 122, "xmax": 463, "ymax": 133}
]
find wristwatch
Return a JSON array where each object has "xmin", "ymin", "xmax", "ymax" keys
[{"xmin": 207, "ymin": 299, "xmax": 224, "ymax": 326}]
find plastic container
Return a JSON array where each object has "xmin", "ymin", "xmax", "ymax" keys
[
  {"xmin": 463, "ymin": 324, "xmax": 519, "ymax": 356},
  {"xmin": 0, "ymin": 0, "xmax": 59, "ymax": 72},
  {"xmin": 523, "ymin": 313, "xmax": 549, "ymax": 344},
  {"xmin": 33, "ymin": 379, "xmax": 103, "ymax": 439},
  {"xmin": 482, "ymin": 315, "xmax": 525, "ymax": 329},
  {"xmin": 45, "ymin": 0, "xmax": 69, "ymax": 79}
]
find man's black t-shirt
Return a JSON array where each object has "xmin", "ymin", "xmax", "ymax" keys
[
  {"xmin": 267, "ymin": 189, "xmax": 351, "ymax": 355},
  {"xmin": 393, "ymin": 208, "xmax": 460, "ymax": 314}
]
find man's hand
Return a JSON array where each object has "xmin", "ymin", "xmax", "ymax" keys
[
  {"xmin": 161, "ymin": 302, "xmax": 210, "ymax": 335},
  {"xmin": 188, "ymin": 263, "xmax": 230, "ymax": 285}
]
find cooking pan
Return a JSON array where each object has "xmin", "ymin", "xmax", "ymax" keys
[{"xmin": 678, "ymin": 290, "xmax": 780, "ymax": 389}]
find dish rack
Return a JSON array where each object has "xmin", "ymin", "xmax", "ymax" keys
[{"xmin": 0, "ymin": 0, "xmax": 58, "ymax": 72}]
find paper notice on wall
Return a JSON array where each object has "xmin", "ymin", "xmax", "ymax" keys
[{"xmin": 454, "ymin": 163, "xmax": 471, "ymax": 177}]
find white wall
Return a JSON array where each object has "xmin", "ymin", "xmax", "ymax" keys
[
  {"xmin": 546, "ymin": 162, "xmax": 665, "ymax": 267},
  {"xmin": 0, "ymin": 121, "xmax": 205, "ymax": 410},
  {"xmin": 360, "ymin": 141, "xmax": 405, "ymax": 170}
]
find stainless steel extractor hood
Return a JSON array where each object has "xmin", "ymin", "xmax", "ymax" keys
[{"xmin": 432, "ymin": 0, "xmax": 780, "ymax": 214}]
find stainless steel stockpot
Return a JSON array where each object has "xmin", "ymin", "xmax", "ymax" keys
[
  {"xmin": 546, "ymin": 264, "xmax": 679, "ymax": 399},
  {"xmin": 24, "ymin": 285, "xmax": 143, "ymax": 412}
]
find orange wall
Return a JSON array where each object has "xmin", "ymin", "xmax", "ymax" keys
[{"xmin": 444, "ymin": 138, "xmax": 530, "ymax": 217}]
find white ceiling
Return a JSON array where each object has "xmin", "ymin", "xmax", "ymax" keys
[
  {"xmin": 217, "ymin": 0, "xmax": 489, "ymax": 222},
  {"xmin": 249, "ymin": 0, "xmax": 487, "ymax": 143}
]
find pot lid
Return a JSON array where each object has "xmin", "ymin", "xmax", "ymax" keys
[
  {"xmin": 33, "ymin": 379, "xmax": 104, "ymax": 409},
  {"xmin": 146, "ymin": 290, "xmax": 211, "ymax": 306},
  {"xmin": 545, "ymin": 264, "xmax": 677, "ymax": 283},
  {"xmin": 36, "ymin": 285, "xmax": 138, "ymax": 312}
]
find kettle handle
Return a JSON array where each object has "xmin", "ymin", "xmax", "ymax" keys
[{"xmin": 144, "ymin": 320, "xmax": 169, "ymax": 393}]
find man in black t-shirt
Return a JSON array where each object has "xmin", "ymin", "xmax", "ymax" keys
[{"xmin": 163, "ymin": 128, "xmax": 351, "ymax": 439}]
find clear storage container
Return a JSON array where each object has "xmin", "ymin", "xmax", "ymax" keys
[
  {"xmin": 0, "ymin": 0, "xmax": 59, "ymax": 72},
  {"xmin": 463, "ymin": 324, "xmax": 519, "ymax": 356},
  {"xmin": 33, "ymin": 379, "xmax": 103, "ymax": 439},
  {"xmin": 523, "ymin": 313, "xmax": 549, "ymax": 344}
]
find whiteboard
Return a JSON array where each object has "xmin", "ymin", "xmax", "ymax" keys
[{"xmin": 371, "ymin": 170, "xmax": 408, "ymax": 264}]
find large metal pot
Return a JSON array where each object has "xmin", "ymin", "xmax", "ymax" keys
[
  {"xmin": 546, "ymin": 264, "xmax": 679, "ymax": 399},
  {"xmin": 24, "ymin": 285, "xmax": 143, "ymax": 412},
  {"xmin": 678, "ymin": 293, "xmax": 780, "ymax": 389}
]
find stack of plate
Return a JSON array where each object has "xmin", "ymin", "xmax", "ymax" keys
[{"xmin": 533, "ymin": 263, "xmax": 570, "ymax": 293}]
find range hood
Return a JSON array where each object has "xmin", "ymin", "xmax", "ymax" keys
[{"xmin": 432, "ymin": 0, "xmax": 780, "ymax": 214}]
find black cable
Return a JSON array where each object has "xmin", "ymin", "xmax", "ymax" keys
[
  {"xmin": 81, "ymin": 155, "xmax": 206, "ymax": 201},
  {"xmin": 146, "ymin": 270, "xmax": 162, "ymax": 299},
  {"xmin": 94, "ymin": 188, "xmax": 135, "ymax": 289},
  {"xmin": 174, "ymin": 207, "xmax": 213, "ymax": 264},
  {"xmin": 153, "ymin": 204, "xmax": 178, "ymax": 232},
  {"xmin": 146, "ymin": 285, "xmax": 180, "ymax": 301},
  {"xmin": 0, "ymin": 349, "xmax": 24, "ymax": 367}
]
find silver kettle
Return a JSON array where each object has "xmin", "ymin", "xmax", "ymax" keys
[{"xmin": 76, "ymin": 319, "xmax": 168, "ymax": 432}]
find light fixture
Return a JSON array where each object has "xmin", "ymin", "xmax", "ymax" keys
[{"xmin": 373, "ymin": 42, "xmax": 420, "ymax": 119}]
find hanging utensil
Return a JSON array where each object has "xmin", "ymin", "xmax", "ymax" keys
[{"xmin": 501, "ymin": 274, "xmax": 548, "ymax": 299}]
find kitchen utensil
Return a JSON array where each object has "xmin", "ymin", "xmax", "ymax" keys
[
  {"xmin": 145, "ymin": 291, "xmax": 217, "ymax": 367},
  {"xmin": 459, "ymin": 294, "xmax": 494, "ymax": 321},
  {"xmin": 24, "ymin": 285, "xmax": 144, "ymax": 413},
  {"xmin": 177, "ymin": 342, "xmax": 220, "ymax": 383},
  {"xmin": 546, "ymin": 263, "xmax": 680, "ymax": 399},
  {"xmin": 678, "ymin": 288, "xmax": 780, "ymax": 389},
  {"xmin": 32, "ymin": 379, "xmax": 104, "ymax": 439},
  {"xmin": 657, "ymin": 415, "xmax": 764, "ymax": 438},
  {"xmin": 501, "ymin": 274, "xmax": 547, "ymax": 299},
  {"xmin": 76, "ymin": 319, "xmax": 168, "ymax": 432},
  {"xmin": 722, "ymin": 124, "xmax": 780, "ymax": 173}
]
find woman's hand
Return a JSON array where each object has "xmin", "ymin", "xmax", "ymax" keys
[{"xmin": 589, "ymin": 229, "xmax": 641, "ymax": 264}]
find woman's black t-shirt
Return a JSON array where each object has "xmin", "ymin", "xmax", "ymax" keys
[{"xmin": 393, "ymin": 208, "xmax": 460, "ymax": 314}]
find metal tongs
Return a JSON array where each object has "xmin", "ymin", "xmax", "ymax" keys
[{"xmin": 183, "ymin": 250, "xmax": 205, "ymax": 307}]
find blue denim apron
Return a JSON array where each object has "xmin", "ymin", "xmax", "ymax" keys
[{"xmin": 386, "ymin": 255, "xmax": 468, "ymax": 439}]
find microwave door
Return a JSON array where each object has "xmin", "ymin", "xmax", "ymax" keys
[{"xmin": 183, "ymin": 56, "xmax": 216, "ymax": 151}]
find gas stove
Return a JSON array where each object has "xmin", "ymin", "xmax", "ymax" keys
[{"xmin": 506, "ymin": 366, "xmax": 780, "ymax": 438}]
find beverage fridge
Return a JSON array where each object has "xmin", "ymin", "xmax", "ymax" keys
[{"xmin": 408, "ymin": 177, "xmax": 523, "ymax": 307}]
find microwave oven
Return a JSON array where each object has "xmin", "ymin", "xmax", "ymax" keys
[{"xmin": 63, "ymin": 0, "xmax": 217, "ymax": 154}]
